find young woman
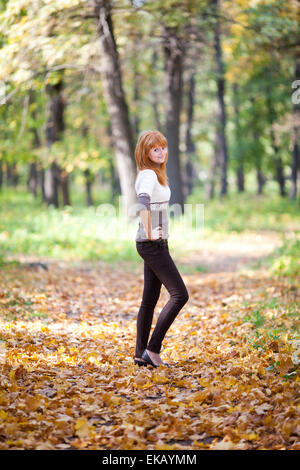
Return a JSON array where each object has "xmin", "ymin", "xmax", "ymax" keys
[{"xmin": 134, "ymin": 130, "xmax": 189, "ymax": 368}]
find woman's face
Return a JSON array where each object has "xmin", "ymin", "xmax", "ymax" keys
[{"xmin": 148, "ymin": 145, "xmax": 167, "ymax": 166}]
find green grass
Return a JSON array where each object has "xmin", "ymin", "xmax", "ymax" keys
[
  {"xmin": 268, "ymin": 238, "xmax": 300, "ymax": 278},
  {"xmin": 234, "ymin": 296, "xmax": 300, "ymax": 364},
  {"xmin": 0, "ymin": 187, "xmax": 139, "ymax": 264},
  {"xmin": 0, "ymin": 184, "xmax": 299, "ymax": 274},
  {"xmin": 250, "ymin": 238, "xmax": 300, "ymax": 279},
  {"xmin": 243, "ymin": 307, "xmax": 266, "ymax": 328},
  {"xmin": 187, "ymin": 187, "xmax": 299, "ymax": 234}
]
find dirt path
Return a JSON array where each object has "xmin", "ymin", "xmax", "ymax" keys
[
  {"xmin": 175, "ymin": 230, "xmax": 283, "ymax": 273},
  {"xmin": 0, "ymin": 233, "xmax": 298, "ymax": 450}
]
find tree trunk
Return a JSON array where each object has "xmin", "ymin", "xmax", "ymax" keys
[
  {"xmin": 275, "ymin": 158, "xmax": 286, "ymax": 197},
  {"xmin": 44, "ymin": 161, "xmax": 59, "ymax": 207},
  {"xmin": 290, "ymin": 54, "xmax": 300, "ymax": 201},
  {"xmin": 290, "ymin": 125, "xmax": 299, "ymax": 200},
  {"xmin": 28, "ymin": 163, "xmax": 38, "ymax": 197},
  {"xmin": 0, "ymin": 160, "xmax": 3, "ymax": 190},
  {"xmin": 132, "ymin": 56, "xmax": 140, "ymax": 143},
  {"xmin": 250, "ymin": 97, "xmax": 266, "ymax": 196},
  {"xmin": 27, "ymin": 90, "xmax": 41, "ymax": 198},
  {"xmin": 81, "ymin": 125, "xmax": 94, "ymax": 206},
  {"xmin": 1, "ymin": 105, "xmax": 8, "ymax": 190},
  {"xmin": 45, "ymin": 79, "xmax": 70, "ymax": 207},
  {"xmin": 151, "ymin": 50, "xmax": 162, "ymax": 132},
  {"xmin": 6, "ymin": 163, "xmax": 19, "ymax": 186},
  {"xmin": 93, "ymin": 0, "xmax": 136, "ymax": 217},
  {"xmin": 60, "ymin": 169, "xmax": 71, "ymax": 206},
  {"xmin": 109, "ymin": 157, "xmax": 121, "ymax": 202},
  {"xmin": 266, "ymin": 94, "xmax": 286, "ymax": 196},
  {"xmin": 84, "ymin": 169, "xmax": 94, "ymax": 206},
  {"xmin": 106, "ymin": 121, "xmax": 121, "ymax": 202},
  {"xmin": 37, "ymin": 164, "xmax": 45, "ymax": 201},
  {"xmin": 45, "ymin": 81, "xmax": 62, "ymax": 207},
  {"xmin": 7, "ymin": 163, "xmax": 13, "ymax": 186},
  {"xmin": 163, "ymin": 26, "xmax": 185, "ymax": 211},
  {"xmin": 206, "ymin": 131, "xmax": 219, "ymax": 199},
  {"xmin": 212, "ymin": 0, "xmax": 229, "ymax": 198},
  {"xmin": 256, "ymin": 166, "xmax": 266, "ymax": 195},
  {"xmin": 184, "ymin": 71, "xmax": 197, "ymax": 197},
  {"xmin": 233, "ymin": 83, "xmax": 245, "ymax": 192},
  {"xmin": 13, "ymin": 163, "xmax": 19, "ymax": 186}
]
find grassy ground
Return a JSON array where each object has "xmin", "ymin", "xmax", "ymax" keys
[{"xmin": 0, "ymin": 184, "xmax": 299, "ymax": 269}]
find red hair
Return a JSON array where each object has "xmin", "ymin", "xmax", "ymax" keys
[{"xmin": 134, "ymin": 130, "xmax": 169, "ymax": 186}]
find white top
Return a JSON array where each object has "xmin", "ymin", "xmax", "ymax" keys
[
  {"xmin": 135, "ymin": 169, "xmax": 171, "ymax": 241},
  {"xmin": 135, "ymin": 169, "xmax": 171, "ymax": 203}
]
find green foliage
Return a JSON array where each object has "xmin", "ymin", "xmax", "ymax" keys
[
  {"xmin": 243, "ymin": 307, "xmax": 266, "ymax": 328},
  {"xmin": 236, "ymin": 297, "xmax": 299, "ymax": 357},
  {"xmin": 0, "ymin": 185, "xmax": 299, "ymax": 268},
  {"xmin": 0, "ymin": 0, "xmax": 298, "ymax": 196},
  {"xmin": 268, "ymin": 239, "xmax": 300, "ymax": 279},
  {"xmin": 246, "ymin": 1, "xmax": 299, "ymax": 49},
  {"xmin": 187, "ymin": 186, "xmax": 299, "ymax": 234}
]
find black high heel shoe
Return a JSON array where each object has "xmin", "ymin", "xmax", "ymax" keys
[
  {"xmin": 142, "ymin": 350, "xmax": 170, "ymax": 368},
  {"xmin": 134, "ymin": 358, "xmax": 148, "ymax": 367}
]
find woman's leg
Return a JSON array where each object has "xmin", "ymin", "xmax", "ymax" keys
[
  {"xmin": 146, "ymin": 247, "xmax": 189, "ymax": 354},
  {"xmin": 135, "ymin": 260, "xmax": 162, "ymax": 359},
  {"xmin": 137, "ymin": 242, "xmax": 189, "ymax": 356}
]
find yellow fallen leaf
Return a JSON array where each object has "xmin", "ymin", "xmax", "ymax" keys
[
  {"xmin": 242, "ymin": 433, "xmax": 258, "ymax": 441},
  {"xmin": 255, "ymin": 403, "xmax": 272, "ymax": 415},
  {"xmin": 189, "ymin": 391, "xmax": 206, "ymax": 402},
  {"xmin": 26, "ymin": 397, "xmax": 42, "ymax": 412},
  {"xmin": 199, "ymin": 378, "xmax": 210, "ymax": 387},
  {"xmin": 276, "ymin": 354, "xmax": 295, "ymax": 374},
  {"xmin": 9, "ymin": 370, "xmax": 15, "ymax": 380},
  {"xmin": 0, "ymin": 410, "xmax": 8, "ymax": 420},
  {"xmin": 152, "ymin": 375, "xmax": 169, "ymax": 384},
  {"xmin": 75, "ymin": 416, "xmax": 93, "ymax": 440}
]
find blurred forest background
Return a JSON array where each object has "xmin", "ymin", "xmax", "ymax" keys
[{"xmin": 0, "ymin": 0, "xmax": 299, "ymax": 268}]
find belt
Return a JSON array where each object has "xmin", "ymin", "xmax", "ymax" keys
[{"xmin": 136, "ymin": 239, "xmax": 168, "ymax": 245}]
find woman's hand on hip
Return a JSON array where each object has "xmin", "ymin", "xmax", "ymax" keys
[{"xmin": 149, "ymin": 226, "xmax": 161, "ymax": 241}]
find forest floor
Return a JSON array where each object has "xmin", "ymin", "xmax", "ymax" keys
[{"xmin": 0, "ymin": 230, "xmax": 299, "ymax": 450}]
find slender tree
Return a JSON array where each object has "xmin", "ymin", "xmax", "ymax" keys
[
  {"xmin": 290, "ymin": 53, "xmax": 300, "ymax": 201},
  {"xmin": 232, "ymin": 83, "xmax": 245, "ymax": 192},
  {"xmin": 151, "ymin": 50, "xmax": 163, "ymax": 132},
  {"xmin": 266, "ymin": 93, "xmax": 286, "ymax": 196},
  {"xmin": 206, "ymin": 131, "xmax": 220, "ymax": 199},
  {"xmin": 44, "ymin": 79, "xmax": 70, "ymax": 207},
  {"xmin": 163, "ymin": 26, "xmax": 185, "ymax": 210},
  {"xmin": 184, "ymin": 70, "xmax": 197, "ymax": 197},
  {"xmin": 93, "ymin": 0, "xmax": 137, "ymax": 217},
  {"xmin": 27, "ymin": 90, "xmax": 40, "ymax": 198},
  {"xmin": 212, "ymin": 0, "xmax": 229, "ymax": 198}
]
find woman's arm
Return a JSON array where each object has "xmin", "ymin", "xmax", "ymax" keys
[
  {"xmin": 140, "ymin": 209, "xmax": 159, "ymax": 240},
  {"xmin": 137, "ymin": 193, "xmax": 158, "ymax": 240},
  {"xmin": 136, "ymin": 170, "xmax": 158, "ymax": 240},
  {"xmin": 138, "ymin": 193, "xmax": 159, "ymax": 240},
  {"xmin": 140, "ymin": 209, "xmax": 152, "ymax": 239}
]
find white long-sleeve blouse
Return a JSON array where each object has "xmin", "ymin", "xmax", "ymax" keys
[{"xmin": 135, "ymin": 169, "xmax": 171, "ymax": 241}]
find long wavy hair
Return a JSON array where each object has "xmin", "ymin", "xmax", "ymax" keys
[{"xmin": 134, "ymin": 130, "xmax": 169, "ymax": 186}]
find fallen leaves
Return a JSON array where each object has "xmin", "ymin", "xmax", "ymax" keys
[
  {"xmin": 0, "ymin": 260, "xmax": 299, "ymax": 450},
  {"xmin": 276, "ymin": 354, "xmax": 296, "ymax": 374},
  {"xmin": 254, "ymin": 403, "xmax": 273, "ymax": 415},
  {"xmin": 75, "ymin": 416, "xmax": 95, "ymax": 440}
]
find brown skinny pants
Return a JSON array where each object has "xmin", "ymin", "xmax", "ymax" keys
[{"xmin": 135, "ymin": 239, "xmax": 189, "ymax": 357}]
